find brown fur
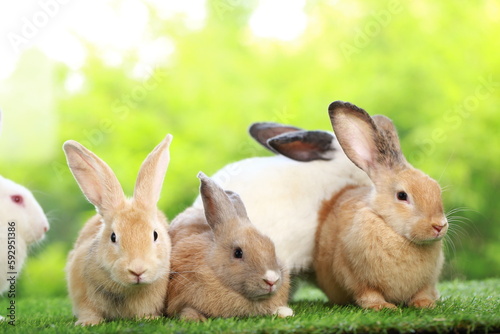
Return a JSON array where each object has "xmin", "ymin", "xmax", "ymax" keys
[
  {"xmin": 64, "ymin": 135, "xmax": 173, "ymax": 326},
  {"xmin": 165, "ymin": 174, "xmax": 292, "ymax": 320},
  {"xmin": 315, "ymin": 102, "xmax": 448, "ymax": 309}
]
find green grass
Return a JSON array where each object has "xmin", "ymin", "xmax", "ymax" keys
[{"xmin": 1, "ymin": 279, "xmax": 499, "ymax": 333}]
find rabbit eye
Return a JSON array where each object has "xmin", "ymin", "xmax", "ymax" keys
[
  {"xmin": 11, "ymin": 195, "xmax": 24, "ymax": 206},
  {"xmin": 233, "ymin": 247, "xmax": 243, "ymax": 259},
  {"xmin": 153, "ymin": 231, "xmax": 158, "ymax": 241},
  {"xmin": 397, "ymin": 191, "xmax": 408, "ymax": 201},
  {"xmin": 111, "ymin": 232, "xmax": 116, "ymax": 243}
]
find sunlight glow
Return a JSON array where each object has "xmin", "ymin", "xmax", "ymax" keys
[
  {"xmin": 0, "ymin": 0, "xmax": 308, "ymax": 83},
  {"xmin": 249, "ymin": 0, "xmax": 308, "ymax": 41}
]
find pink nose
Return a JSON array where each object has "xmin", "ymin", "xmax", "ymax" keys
[
  {"xmin": 432, "ymin": 224, "xmax": 444, "ymax": 233},
  {"xmin": 44, "ymin": 226, "xmax": 49, "ymax": 233},
  {"xmin": 129, "ymin": 269, "xmax": 146, "ymax": 278},
  {"xmin": 263, "ymin": 278, "xmax": 277, "ymax": 287}
]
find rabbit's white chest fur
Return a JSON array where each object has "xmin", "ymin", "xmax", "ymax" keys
[
  {"xmin": 345, "ymin": 209, "xmax": 444, "ymax": 303},
  {"xmin": 194, "ymin": 150, "xmax": 370, "ymax": 274}
]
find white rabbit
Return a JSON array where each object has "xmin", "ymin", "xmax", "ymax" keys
[
  {"xmin": 193, "ymin": 122, "xmax": 370, "ymax": 275},
  {"xmin": 0, "ymin": 111, "xmax": 50, "ymax": 321}
]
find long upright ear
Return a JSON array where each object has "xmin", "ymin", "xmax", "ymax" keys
[
  {"xmin": 224, "ymin": 190, "xmax": 248, "ymax": 218},
  {"xmin": 133, "ymin": 134, "xmax": 173, "ymax": 209},
  {"xmin": 198, "ymin": 172, "xmax": 238, "ymax": 232},
  {"xmin": 267, "ymin": 130, "xmax": 336, "ymax": 162},
  {"xmin": 328, "ymin": 101, "xmax": 405, "ymax": 174},
  {"xmin": 63, "ymin": 140, "xmax": 125, "ymax": 217},
  {"xmin": 371, "ymin": 114, "xmax": 404, "ymax": 163},
  {"xmin": 249, "ymin": 122, "xmax": 302, "ymax": 152}
]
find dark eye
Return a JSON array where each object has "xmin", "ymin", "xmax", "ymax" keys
[
  {"xmin": 111, "ymin": 232, "xmax": 116, "ymax": 243},
  {"xmin": 153, "ymin": 231, "xmax": 158, "ymax": 241},
  {"xmin": 397, "ymin": 191, "xmax": 408, "ymax": 201},
  {"xmin": 11, "ymin": 195, "xmax": 24, "ymax": 206},
  {"xmin": 233, "ymin": 247, "xmax": 243, "ymax": 259}
]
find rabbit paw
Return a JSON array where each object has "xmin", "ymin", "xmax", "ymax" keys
[
  {"xmin": 409, "ymin": 298, "xmax": 436, "ymax": 308},
  {"xmin": 179, "ymin": 307, "xmax": 207, "ymax": 322},
  {"xmin": 275, "ymin": 306, "xmax": 294, "ymax": 318},
  {"xmin": 75, "ymin": 316, "xmax": 103, "ymax": 326},
  {"xmin": 365, "ymin": 302, "xmax": 397, "ymax": 311},
  {"xmin": 357, "ymin": 290, "xmax": 397, "ymax": 310},
  {"xmin": 142, "ymin": 314, "xmax": 161, "ymax": 320}
]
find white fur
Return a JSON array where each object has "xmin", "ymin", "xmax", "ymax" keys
[
  {"xmin": 194, "ymin": 138, "xmax": 370, "ymax": 274},
  {"xmin": 0, "ymin": 176, "xmax": 49, "ymax": 295},
  {"xmin": 275, "ymin": 306, "xmax": 294, "ymax": 318},
  {"xmin": 264, "ymin": 270, "xmax": 280, "ymax": 284}
]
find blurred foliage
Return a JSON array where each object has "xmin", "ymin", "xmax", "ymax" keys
[{"xmin": 0, "ymin": 0, "xmax": 499, "ymax": 297}]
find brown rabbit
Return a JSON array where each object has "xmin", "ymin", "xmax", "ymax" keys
[
  {"xmin": 314, "ymin": 101, "xmax": 448, "ymax": 310},
  {"xmin": 166, "ymin": 172, "xmax": 293, "ymax": 321},
  {"xmin": 64, "ymin": 135, "xmax": 173, "ymax": 326}
]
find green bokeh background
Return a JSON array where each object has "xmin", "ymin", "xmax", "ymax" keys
[{"xmin": 0, "ymin": 0, "xmax": 499, "ymax": 298}]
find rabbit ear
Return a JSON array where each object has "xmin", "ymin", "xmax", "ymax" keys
[
  {"xmin": 249, "ymin": 122, "xmax": 302, "ymax": 152},
  {"xmin": 224, "ymin": 190, "xmax": 248, "ymax": 218},
  {"xmin": 267, "ymin": 130, "xmax": 336, "ymax": 162},
  {"xmin": 372, "ymin": 114, "xmax": 404, "ymax": 160},
  {"xmin": 133, "ymin": 134, "xmax": 173, "ymax": 210},
  {"xmin": 63, "ymin": 140, "xmax": 125, "ymax": 217},
  {"xmin": 328, "ymin": 101, "xmax": 405, "ymax": 174},
  {"xmin": 198, "ymin": 172, "xmax": 240, "ymax": 232}
]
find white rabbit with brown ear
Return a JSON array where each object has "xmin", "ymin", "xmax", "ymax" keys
[
  {"xmin": 64, "ymin": 135, "xmax": 173, "ymax": 326},
  {"xmin": 166, "ymin": 172, "xmax": 293, "ymax": 321},
  {"xmin": 0, "ymin": 111, "xmax": 50, "ymax": 321},
  {"xmin": 314, "ymin": 101, "xmax": 448, "ymax": 310},
  {"xmin": 193, "ymin": 124, "xmax": 370, "ymax": 275}
]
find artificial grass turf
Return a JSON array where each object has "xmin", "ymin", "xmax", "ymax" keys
[{"xmin": 0, "ymin": 279, "xmax": 498, "ymax": 333}]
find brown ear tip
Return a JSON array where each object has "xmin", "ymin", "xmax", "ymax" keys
[
  {"xmin": 328, "ymin": 101, "xmax": 368, "ymax": 118},
  {"xmin": 328, "ymin": 100, "xmax": 348, "ymax": 111},
  {"xmin": 248, "ymin": 122, "xmax": 289, "ymax": 137}
]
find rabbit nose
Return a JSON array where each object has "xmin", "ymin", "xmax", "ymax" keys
[
  {"xmin": 263, "ymin": 270, "xmax": 280, "ymax": 287},
  {"xmin": 129, "ymin": 269, "xmax": 146, "ymax": 277},
  {"xmin": 432, "ymin": 224, "xmax": 445, "ymax": 233},
  {"xmin": 264, "ymin": 278, "xmax": 277, "ymax": 287},
  {"xmin": 43, "ymin": 226, "xmax": 49, "ymax": 233}
]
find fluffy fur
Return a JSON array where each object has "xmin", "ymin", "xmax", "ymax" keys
[
  {"xmin": 64, "ymin": 135, "xmax": 173, "ymax": 326},
  {"xmin": 166, "ymin": 172, "xmax": 293, "ymax": 321},
  {"xmin": 314, "ymin": 101, "xmax": 448, "ymax": 309},
  {"xmin": 193, "ymin": 130, "xmax": 370, "ymax": 275}
]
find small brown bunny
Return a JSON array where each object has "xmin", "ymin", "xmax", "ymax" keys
[
  {"xmin": 166, "ymin": 172, "xmax": 293, "ymax": 321},
  {"xmin": 314, "ymin": 101, "xmax": 448, "ymax": 310},
  {"xmin": 64, "ymin": 135, "xmax": 173, "ymax": 326}
]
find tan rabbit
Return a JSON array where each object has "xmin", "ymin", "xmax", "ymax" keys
[
  {"xmin": 64, "ymin": 135, "xmax": 173, "ymax": 326},
  {"xmin": 314, "ymin": 101, "xmax": 448, "ymax": 310},
  {"xmin": 166, "ymin": 172, "xmax": 293, "ymax": 321}
]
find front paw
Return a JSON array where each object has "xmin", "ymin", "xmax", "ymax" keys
[
  {"xmin": 356, "ymin": 290, "xmax": 397, "ymax": 310},
  {"xmin": 75, "ymin": 316, "xmax": 103, "ymax": 326},
  {"xmin": 179, "ymin": 307, "xmax": 207, "ymax": 322},
  {"xmin": 409, "ymin": 298, "xmax": 436, "ymax": 308},
  {"xmin": 275, "ymin": 306, "xmax": 294, "ymax": 318},
  {"xmin": 364, "ymin": 302, "xmax": 397, "ymax": 311},
  {"xmin": 142, "ymin": 314, "xmax": 161, "ymax": 320}
]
